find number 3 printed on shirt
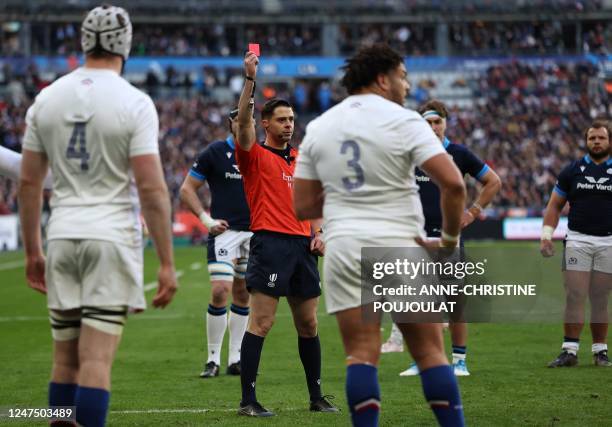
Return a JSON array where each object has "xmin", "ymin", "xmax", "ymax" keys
[{"xmin": 340, "ymin": 140, "xmax": 364, "ymax": 191}]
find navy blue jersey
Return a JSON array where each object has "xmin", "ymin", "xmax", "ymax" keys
[
  {"xmin": 416, "ymin": 138, "xmax": 489, "ymax": 236},
  {"xmin": 554, "ymin": 155, "xmax": 612, "ymax": 236},
  {"xmin": 189, "ymin": 136, "xmax": 250, "ymax": 231}
]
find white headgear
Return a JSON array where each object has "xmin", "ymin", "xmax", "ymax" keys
[{"xmin": 81, "ymin": 5, "xmax": 132, "ymax": 61}]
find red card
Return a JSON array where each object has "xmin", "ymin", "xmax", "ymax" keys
[{"xmin": 248, "ymin": 43, "xmax": 260, "ymax": 57}]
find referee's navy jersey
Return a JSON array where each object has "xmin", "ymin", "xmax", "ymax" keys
[
  {"xmin": 189, "ymin": 136, "xmax": 250, "ymax": 231},
  {"xmin": 554, "ymin": 155, "xmax": 612, "ymax": 236},
  {"xmin": 416, "ymin": 137, "xmax": 489, "ymax": 236}
]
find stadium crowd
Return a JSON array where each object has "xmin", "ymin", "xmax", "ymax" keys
[
  {"xmin": 0, "ymin": 60, "xmax": 609, "ymax": 217},
  {"xmin": 3, "ymin": 19, "xmax": 609, "ymax": 57}
]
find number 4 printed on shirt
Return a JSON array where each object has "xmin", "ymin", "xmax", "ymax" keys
[{"xmin": 66, "ymin": 122, "xmax": 90, "ymax": 171}]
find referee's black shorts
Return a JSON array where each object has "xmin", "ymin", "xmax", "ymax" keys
[{"xmin": 246, "ymin": 231, "xmax": 321, "ymax": 299}]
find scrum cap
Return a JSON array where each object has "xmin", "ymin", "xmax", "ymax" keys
[{"xmin": 81, "ymin": 4, "xmax": 132, "ymax": 61}]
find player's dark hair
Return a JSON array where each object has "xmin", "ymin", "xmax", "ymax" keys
[
  {"xmin": 340, "ymin": 44, "xmax": 404, "ymax": 95},
  {"xmin": 261, "ymin": 98, "xmax": 293, "ymax": 121},
  {"xmin": 417, "ymin": 99, "xmax": 449, "ymax": 119},
  {"xmin": 584, "ymin": 120, "xmax": 611, "ymax": 141},
  {"xmin": 86, "ymin": 45, "xmax": 119, "ymax": 60}
]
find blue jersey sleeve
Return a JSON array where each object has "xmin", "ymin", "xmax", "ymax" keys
[
  {"xmin": 461, "ymin": 148, "xmax": 489, "ymax": 181},
  {"xmin": 189, "ymin": 148, "xmax": 212, "ymax": 181},
  {"xmin": 554, "ymin": 163, "xmax": 573, "ymax": 198}
]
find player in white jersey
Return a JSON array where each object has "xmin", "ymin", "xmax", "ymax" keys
[
  {"xmin": 0, "ymin": 145, "xmax": 53, "ymax": 189},
  {"xmin": 294, "ymin": 45, "xmax": 467, "ymax": 427},
  {"xmin": 18, "ymin": 6, "xmax": 177, "ymax": 426}
]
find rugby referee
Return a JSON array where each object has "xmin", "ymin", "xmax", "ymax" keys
[{"xmin": 233, "ymin": 51, "xmax": 338, "ymax": 417}]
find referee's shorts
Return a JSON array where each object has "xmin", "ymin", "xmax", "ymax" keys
[{"xmin": 246, "ymin": 231, "xmax": 321, "ymax": 299}]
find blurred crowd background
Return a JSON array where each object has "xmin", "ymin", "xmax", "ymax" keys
[{"xmin": 1, "ymin": 0, "xmax": 611, "ymax": 220}]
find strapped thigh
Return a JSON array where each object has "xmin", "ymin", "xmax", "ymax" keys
[
  {"xmin": 81, "ymin": 306, "xmax": 128, "ymax": 336},
  {"xmin": 49, "ymin": 310, "xmax": 82, "ymax": 341}
]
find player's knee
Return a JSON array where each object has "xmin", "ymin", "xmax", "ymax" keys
[
  {"xmin": 232, "ymin": 281, "xmax": 249, "ymax": 306},
  {"xmin": 211, "ymin": 283, "xmax": 231, "ymax": 306},
  {"xmin": 249, "ymin": 315, "xmax": 275, "ymax": 336},
  {"xmin": 295, "ymin": 316, "xmax": 318, "ymax": 337},
  {"xmin": 566, "ymin": 287, "xmax": 588, "ymax": 305}
]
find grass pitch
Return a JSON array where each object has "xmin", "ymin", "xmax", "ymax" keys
[{"xmin": 0, "ymin": 242, "xmax": 610, "ymax": 426}]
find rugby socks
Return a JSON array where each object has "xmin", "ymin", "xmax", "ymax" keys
[
  {"xmin": 562, "ymin": 336, "xmax": 580, "ymax": 355},
  {"xmin": 452, "ymin": 345, "xmax": 467, "ymax": 364},
  {"xmin": 346, "ymin": 364, "xmax": 380, "ymax": 427},
  {"xmin": 420, "ymin": 365, "xmax": 465, "ymax": 427},
  {"xmin": 74, "ymin": 386, "xmax": 109, "ymax": 427},
  {"xmin": 240, "ymin": 332, "xmax": 264, "ymax": 405},
  {"xmin": 228, "ymin": 304, "xmax": 249, "ymax": 365},
  {"xmin": 206, "ymin": 304, "xmax": 227, "ymax": 365},
  {"xmin": 49, "ymin": 382, "xmax": 77, "ymax": 407},
  {"xmin": 298, "ymin": 335, "xmax": 322, "ymax": 401},
  {"xmin": 592, "ymin": 343, "xmax": 607, "ymax": 354}
]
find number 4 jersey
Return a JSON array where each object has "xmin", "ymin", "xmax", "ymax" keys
[
  {"xmin": 295, "ymin": 93, "xmax": 445, "ymax": 242},
  {"xmin": 22, "ymin": 67, "xmax": 159, "ymax": 247}
]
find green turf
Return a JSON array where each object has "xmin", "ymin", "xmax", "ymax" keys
[{"xmin": 0, "ymin": 243, "xmax": 610, "ymax": 426}]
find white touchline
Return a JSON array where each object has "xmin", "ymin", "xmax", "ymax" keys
[
  {"xmin": 0, "ymin": 260, "xmax": 25, "ymax": 271},
  {"xmin": 110, "ymin": 408, "xmax": 301, "ymax": 414},
  {"xmin": 144, "ymin": 270, "xmax": 184, "ymax": 292}
]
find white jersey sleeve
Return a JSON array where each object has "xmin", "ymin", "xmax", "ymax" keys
[
  {"xmin": 23, "ymin": 98, "xmax": 45, "ymax": 153},
  {"xmin": 129, "ymin": 96, "xmax": 159, "ymax": 157},
  {"xmin": 295, "ymin": 124, "xmax": 320, "ymax": 181},
  {"xmin": 0, "ymin": 145, "xmax": 25, "ymax": 182},
  {"xmin": 0, "ymin": 145, "xmax": 53, "ymax": 190}
]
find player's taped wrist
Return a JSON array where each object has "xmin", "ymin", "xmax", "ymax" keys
[
  {"xmin": 199, "ymin": 211, "xmax": 219, "ymax": 230},
  {"xmin": 541, "ymin": 225, "xmax": 554, "ymax": 241},
  {"xmin": 470, "ymin": 202, "xmax": 483, "ymax": 216},
  {"xmin": 440, "ymin": 230, "xmax": 460, "ymax": 244}
]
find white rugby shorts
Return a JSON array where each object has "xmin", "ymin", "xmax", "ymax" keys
[
  {"xmin": 46, "ymin": 239, "xmax": 145, "ymax": 310},
  {"xmin": 563, "ymin": 230, "xmax": 612, "ymax": 274}
]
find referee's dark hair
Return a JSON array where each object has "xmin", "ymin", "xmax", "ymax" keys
[
  {"xmin": 341, "ymin": 44, "xmax": 404, "ymax": 95},
  {"xmin": 261, "ymin": 98, "xmax": 293, "ymax": 121},
  {"xmin": 417, "ymin": 100, "xmax": 449, "ymax": 119},
  {"xmin": 584, "ymin": 119, "xmax": 611, "ymax": 141}
]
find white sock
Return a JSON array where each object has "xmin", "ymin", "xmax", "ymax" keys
[
  {"xmin": 206, "ymin": 305, "xmax": 227, "ymax": 365},
  {"xmin": 452, "ymin": 353, "xmax": 466, "ymax": 364},
  {"xmin": 562, "ymin": 341, "xmax": 579, "ymax": 355},
  {"xmin": 390, "ymin": 323, "xmax": 403, "ymax": 345},
  {"xmin": 592, "ymin": 343, "xmax": 607, "ymax": 354},
  {"xmin": 228, "ymin": 304, "xmax": 249, "ymax": 365}
]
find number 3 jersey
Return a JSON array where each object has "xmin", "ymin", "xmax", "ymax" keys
[
  {"xmin": 295, "ymin": 93, "xmax": 445, "ymax": 242},
  {"xmin": 22, "ymin": 67, "xmax": 159, "ymax": 247}
]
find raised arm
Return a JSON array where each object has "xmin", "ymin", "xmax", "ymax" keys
[
  {"xmin": 421, "ymin": 153, "xmax": 467, "ymax": 248},
  {"xmin": 236, "ymin": 52, "xmax": 259, "ymax": 151}
]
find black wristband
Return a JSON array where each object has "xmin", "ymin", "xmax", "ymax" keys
[{"xmin": 245, "ymin": 75, "xmax": 255, "ymax": 81}]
